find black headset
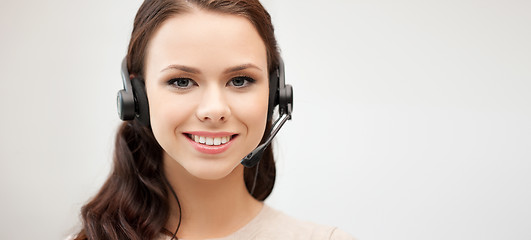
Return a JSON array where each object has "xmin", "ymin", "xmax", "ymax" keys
[{"xmin": 116, "ymin": 57, "xmax": 293, "ymax": 167}]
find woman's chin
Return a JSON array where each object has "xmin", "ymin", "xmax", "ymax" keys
[{"xmin": 184, "ymin": 160, "xmax": 242, "ymax": 180}]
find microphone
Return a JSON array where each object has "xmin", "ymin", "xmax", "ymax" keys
[{"xmin": 241, "ymin": 113, "xmax": 291, "ymax": 168}]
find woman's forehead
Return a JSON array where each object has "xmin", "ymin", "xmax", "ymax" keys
[{"xmin": 145, "ymin": 9, "xmax": 268, "ymax": 72}]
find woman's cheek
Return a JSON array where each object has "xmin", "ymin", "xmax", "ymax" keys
[
  {"xmin": 233, "ymin": 90, "xmax": 269, "ymax": 135},
  {"xmin": 150, "ymin": 93, "xmax": 191, "ymax": 143}
]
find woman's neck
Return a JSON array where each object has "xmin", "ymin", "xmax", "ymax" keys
[{"xmin": 163, "ymin": 154, "xmax": 263, "ymax": 239}]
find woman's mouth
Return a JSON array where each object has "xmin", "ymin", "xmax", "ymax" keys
[
  {"xmin": 184, "ymin": 132, "xmax": 238, "ymax": 154},
  {"xmin": 186, "ymin": 134, "xmax": 235, "ymax": 146}
]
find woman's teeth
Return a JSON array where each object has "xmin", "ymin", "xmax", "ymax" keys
[{"xmin": 190, "ymin": 134, "xmax": 232, "ymax": 146}]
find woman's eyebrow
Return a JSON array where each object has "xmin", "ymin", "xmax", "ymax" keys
[
  {"xmin": 160, "ymin": 64, "xmax": 200, "ymax": 74},
  {"xmin": 224, "ymin": 64, "xmax": 263, "ymax": 74}
]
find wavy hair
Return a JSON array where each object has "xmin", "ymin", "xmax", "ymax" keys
[{"xmin": 75, "ymin": 0, "xmax": 280, "ymax": 239}]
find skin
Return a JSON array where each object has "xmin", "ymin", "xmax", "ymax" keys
[{"xmin": 143, "ymin": 8, "xmax": 269, "ymax": 239}]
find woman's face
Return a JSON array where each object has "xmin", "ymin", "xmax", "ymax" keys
[{"xmin": 144, "ymin": 9, "xmax": 269, "ymax": 180}]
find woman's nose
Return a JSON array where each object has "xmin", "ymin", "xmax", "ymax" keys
[{"xmin": 195, "ymin": 87, "xmax": 231, "ymax": 123}]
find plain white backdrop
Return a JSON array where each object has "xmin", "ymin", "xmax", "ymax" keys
[{"xmin": 1, "ymin": 0, "xmax": 530, "ymax": 239}]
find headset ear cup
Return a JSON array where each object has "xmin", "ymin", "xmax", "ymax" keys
[
  {"xmin": 130, "ymin": 77, "xmax": 150, "ymax": 126},
  {"xmin": 117, "ymin": 89, "xmax": 135, "ymax": 120},
  {"xmin": 280, "ymin": 84, "xmax": 293, "ymax": 117}
]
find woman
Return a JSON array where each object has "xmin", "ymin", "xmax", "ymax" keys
[{"xmin": 73, "ymin": 0, "xmax": 353, "ymax": 239}]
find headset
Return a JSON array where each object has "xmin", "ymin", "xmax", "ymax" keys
[{"xmin": 116, "ymin": 57, "xmax": 293, "ymax": 168}]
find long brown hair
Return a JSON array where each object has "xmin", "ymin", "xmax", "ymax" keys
[{"xmin": 75, "ymin": 0, "xmax": 280, "ymax": 239}]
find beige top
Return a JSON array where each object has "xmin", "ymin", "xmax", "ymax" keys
[{"xmin": 158, "ymin": 204, "xmax": 355, "ymax": 240}]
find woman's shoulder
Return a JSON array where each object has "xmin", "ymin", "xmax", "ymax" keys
[{"xmin": 229, "ymin": 204, "xmax": 356, "ymax": 240}]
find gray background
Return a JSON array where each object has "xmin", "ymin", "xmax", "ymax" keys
[{"xmin": 1, "ymin": 0, "xmax": 530, "ymax": 239}]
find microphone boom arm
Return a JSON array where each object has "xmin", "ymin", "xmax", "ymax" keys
[{"xmin": 240, "ymin": 113, "xmax": 291, "ymax": 168}]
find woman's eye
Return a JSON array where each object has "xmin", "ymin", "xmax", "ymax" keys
[
  {"xmin": 168, "ymin": 78, "xmax": 196, "ymax": 89},
  {"xmin": 228, "ymin": 76, "xmax": 255, "ymax": 88}
]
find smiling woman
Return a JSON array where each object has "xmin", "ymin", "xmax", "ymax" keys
[
  {"xmin": 70, "ymin": 0, "xmax": 353, "ymax": 239},
  {"xmin": 146, "ymin": 10, "xmax": 270, "ymax": 181}
]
